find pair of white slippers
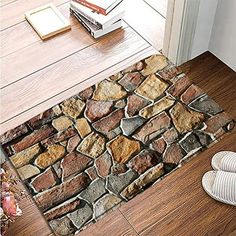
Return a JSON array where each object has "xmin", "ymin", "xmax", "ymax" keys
[{"xmin": 202, "ymin": 151, "xmax": 236, "ymax": 206}]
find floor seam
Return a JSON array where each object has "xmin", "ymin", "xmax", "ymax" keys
[{"xmin": 118, "ymin": 208, "xmax": 141, "ymax": 236}]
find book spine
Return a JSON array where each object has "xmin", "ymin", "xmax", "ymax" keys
[
  {"xmin": 70, "ymin": 3, "xmax": 103, "ymax": 28},
  {"xmin": 75, "ymin": 0, "xmax": 107, "ymax": 15},
  {"xmin": 71, "ymin": 10, "xmax": 95, "ymax": 37}
]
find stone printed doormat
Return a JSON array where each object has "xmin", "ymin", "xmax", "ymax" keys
[{"xmin": 0, "ymin": 54, "xmax": 234, "ymax": 235}]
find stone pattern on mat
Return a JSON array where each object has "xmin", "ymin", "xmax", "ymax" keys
[{"xmin": 0, "ymin": 54, "xmax": 234, "ymax": 235}]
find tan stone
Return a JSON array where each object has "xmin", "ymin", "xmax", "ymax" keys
[
  {"xmin": 141, "ymin": 54, "xmax": 168, "ymax": 76},
  {"xmin": 10, "ymin": 144, "xmax": 41, "ymax": 168},
  {"xmin": 170, "ymin": 103, "xmax": 205, "ymax": 134},
  {"xmin": 140, "ymin": 97, "xmax": 175, "ymax": 119},
  {"xmin": 61, "ymin": 97, "xmax": 85, "ymax": 119},
  {"xmin": 77, "ymin": 132, "xmax": 105, "ymax": 158},
  {"xmin": 136, "ymin": 74, "xmax": 168, "ymax": 100},
  {"xmin": 35, "ymin": 145, "xmax": 65, "ymax": 169},
  {"xmin": 121, "ymin": 163, "xmax": 164, "ymax": 199},
  {"xmin": 107, "ymin": 135, "xmax": 141, "ymax": 163},
  {"xmin": 52, "ymin": 116, "xmax": 73, "ymax": 131},
  {"xmin": 76, "ymin": 118, "xmax": 91, "ymax": 138},
  {"xmin": 93, "ymin": 80, "xmax": 127, "ymax": 101},
  {"xmin": 17, "ymin": 164, "xmax": 40, "ymax": 180},
  {"xmin": 109, "ymin": 72, "xmax": 123, "ymax": 81}
]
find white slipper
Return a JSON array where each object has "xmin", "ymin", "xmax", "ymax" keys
[
  {"xmin": 202, "ymin": 171, "xmax": 236, "ymax": 206},
  {"xmin": 211, "ymin": 151, "xmax": 236, "ymax": 172}
]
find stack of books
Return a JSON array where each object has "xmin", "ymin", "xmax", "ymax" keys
[{"xmin": 70, "ymin": 0, "xmax": 124, "ymax": 38}]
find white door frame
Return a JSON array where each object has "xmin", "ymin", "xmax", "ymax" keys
[{"xmin": 163, "ymin": 0, "xmax": 201, "ymax": 65}]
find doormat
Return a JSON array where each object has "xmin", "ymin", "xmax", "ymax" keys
[{"xmin": 0, "ymin": 54, "xmax": 234, "ymax": 235}]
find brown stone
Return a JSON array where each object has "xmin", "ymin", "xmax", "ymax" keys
[
  {"xmin": 10, "ymin": 144, "xmax": 41, "ymax": 168},
  {"xmin": 85, "ymin": 166, "xmax": 98, "ymax": 180},
  {"xmin": 75, "ymin": 118, "xmax": 91, "ymax": 138},
  {"xmin": 41, "ymin": 128, "xmax": 76, "ymax": 146},
  {"xmin": 163, "ymin": 143, "xmax": 183, "ymax": 164},
  {"xmin": 118, "ymin": 72, "xmax": 143, "ymax": 91},
  {"xmin": 141, "ymin": 54, "xmax": 168, "ymax": 76},
  {"xmin": 17, "ymin": 164, "xmax": 40, "ymax": 181},
  {"xmin": 78, "ymin": 86, "xmax": 94, "ymax": 100},
  {"xmin": 34, "ymin": 173, "xmax": 90, "ymax": 211},
  {"xmin": 49, "ymin": 216, "xmax": 75, "ymax": 236},
  {"xmin": 95, "ymin": 152, "xmax": 112, "ymax": 177},
  {"xmin": 77, "ymin": 132, "xmax": 105, "ymax": 158},
  {"xmin": 129, "ymin": 150, "xmax": 160, "ymax": 174},
  {"xmin": 0, "ymin": 124, "xmax": 28, "ymax": 145},
  {"xmin": 11, "ymin": 125, "xmax": 56, "ymax": 153},
  {"xmin": 35, "ymin": 145, "xmax": 65, "ymax": 169},
  {"xmin": 27, "ymin": 108, "xmax": 56, "ymax": 129},
  {"xmin": 151, "ymin": 138, "xmax": 166, "ymax": 154},
  {"xmin": 52, "ymin": 116, "xmax": 73, "ymax": 131},
  {"xmin": 121, "ymin": 61, "xmax": 144, "ymax": 74},
  {"xmin": 107, "ymin": 135, "xmax": 141, "ymax": 163},
  {"xmin": 181, "ymin": 84, "xmax": 204, "ymax": 104},
  {"xmin": 139, "ymin": 96, "xmax": 175, "ymax": 119},
  {"xmin": 136, "ymin": 74, "xmax": 169, "ymax": 100},
  {"xmin": 67, "ymin": 135, "xmax": 81, "ymax": 153},
  {"xmin": 85, "ymin": 100, "xmax": 113, "ymax": 122},
  {"xmin": 170, "ymin": 103, "xmax": 205, "ymax": 134},
  {"xmin": 126, "ymin": 94, "xmax": 151, "ymax": 117},
  {"xmin": 61, "ymin": 152, "xmax": 92, "ymax": 179},
  {"xmin": 121, "ymin": 163, "xmax": 165, "ymax": 199},
  {"xmin": 61, "ymin": 97, "xmax": 85, "ymax": 119},
  {"xmin": 92, "ymin": 109, "xmax": 125, "ymax": 136},
  {"xmin": 93, "ymin": 80, "xmax": 127, "ymax": 101},
  {"xmin": 204, "ymin": 112, "xmax": 233, "ymax": 134},
  {"xmin": 167, "ymin": 74, "xmax": 192, "ymax": 97},
  {"xmin": 133, "ymin": 112, "xmax": 171, "ymax": 144},
  {"xmin": 157, "ymin": 63, "xmax": 182, "ymax": 81},
  {"xmin": 163, "ymin": 127, "xmax": 179, "ymax": 144},
  {"xmin": 111, "ymin": 163, "xmax": 128, "ymax": 175},
  {"xmin": 31, "ymin": 167, "xmax": 57, "ymax": 192},
  {"xmin": 45, "ymin": 197, "xmax": 81, "ymax": 221}
]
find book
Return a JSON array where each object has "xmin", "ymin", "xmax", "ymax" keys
[
  {"xmin": 74, "ymin": 0, "xmax": 123, "ymax": 15},
  {"xmin": 70, "ymin": 1, "xmax": 124, "ymax": 28},
  {"xmin": 71, "ymin": 9, "xmax": 122, "ymax": 38}
]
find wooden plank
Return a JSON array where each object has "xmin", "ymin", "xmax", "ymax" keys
[
  {"xmin": 1, "ymin": 4, "xmax": 97, "ymax": 87},
  {"xmin": 122, "ymin": 0, "xmax": 165, "ymax": 50},
  {"xmin": 144, "ymin": 0, "xmax": 168, "ymax": 18},
  {"xmin": 0, "ymin": 0, "xmax": 68, "ymax": 30},
  {"xmin": 78, "ymin": 210, "xmax": 138, "ymax": 236},
  {"xmin": 0, "ymin": 0, "xmax": 17, "ymax": 7},
  {"xmin": 0, "ymin": 30, "xmax": 153, "ymax": 134},
  {"xmin": 0, "ymin": 3, "xmax": 78, "ymax": 58}
]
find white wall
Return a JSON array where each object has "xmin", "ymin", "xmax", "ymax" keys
[
  {"xmin": 190, "ymin": 0, "xmax": 218, "ymax": 59},
  {"xmin": 209, "ymin": 0, "xmax": 236, "ymax": 71}
]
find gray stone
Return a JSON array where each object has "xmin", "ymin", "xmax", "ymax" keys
[
  {"xmin": 180, "ymin": 133, "xmax": 202, "ymax": 153},
  {"xmin": 107, "ymin": 169, "xmax": 138, "ymax": 194},
  {"xmin": 189, "ymin": 95, "xmax": 223, "ymax": 116},
  {"xmin": 79, "ymin": 179, "xmax": 106, "ymax": 203},
  {"xmin": 194, "ymin": 130, "xmax": 213, "ymax": 147},
  {"xmin": 49, "ymin": 216, "xmax": 75, "ymax": 236},
  {"xmin": 68, "ymin": 201, "xmax": 93, "ymax": 229},
  {"xmin": 121, "ymin": 116, "xmax": 146, "ymax": 136},
  {"xmin": 94, "ymin": 194, "xmax": 122, "ymax": 218}
]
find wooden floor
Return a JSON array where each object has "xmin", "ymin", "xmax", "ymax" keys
[{"xmin": 1, "ymin": 0, "xmax": 236, "ymax": 235}]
